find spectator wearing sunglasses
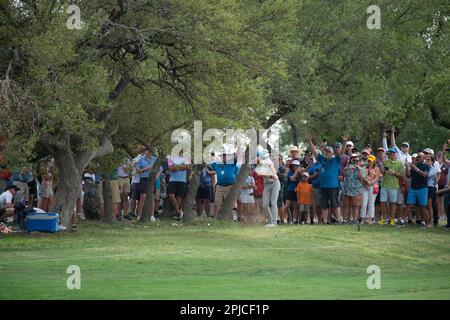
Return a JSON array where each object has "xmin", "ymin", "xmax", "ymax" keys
[
  {"xmin": 380, "ymin": 148, "xmax": 404, "ymax": 225},
  {"xmin": 342, "ymin": 154, "xmax": 366, "ymax": 224},
  {"xmin": 423, "ymin": 149, "xmax": 441, "ymax": 225},
  {"xmin": 399, "ymin": 152, "xmax": 431, "ymax": 228}
]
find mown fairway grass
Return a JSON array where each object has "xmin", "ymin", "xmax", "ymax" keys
[{"xmin": 1, "ymin": 219, "xmax": 449, "ymax": 300}]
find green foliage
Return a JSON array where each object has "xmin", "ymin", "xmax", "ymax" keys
[
  {"xmin": 0, "ymin": 0, "xmax": 447, "ymax": 165},
  {"xmin": 276, "ymin": 0, "xmax": 449, "ymax": 149}
]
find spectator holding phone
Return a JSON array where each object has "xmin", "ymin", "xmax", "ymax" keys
[
  {"xmin": 342, "ymin": 154, "xmax": 366, "ymax": 223},
  {"xmin": 399, "ymin": 152, "xmax": 431, "ymax": 228},
  {"xmin": 385, "ymin": 129, "xmax": 411, "ymax": 219},
  {"xmin": 379, "ymin": 148, "xmax": 404, "ymax": 225},
  {"xmin": 307, "ymin": 132, "xmax": 341, "ymax": 224},
  {"xmin": 360, "ymin": 155, "xmax": 381, "ymax": 224}
]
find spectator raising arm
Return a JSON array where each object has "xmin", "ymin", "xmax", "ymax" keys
[
  {"xmin": 382, "ymin": 131, "xmax": 389, "ymax": 151},
  {"xmin": 390, "ymin": 128, "xmax": 398, "ymax": 149},
  {"xmin": 306, "ymin": 132, "xmax": 318, "ymax": 160},
  {"xmin": 340, "ymin": 134, "xmax": 350, "ymax": 157},
  {"xmin": 444, "ymin": 142, "xmax": 450, "ymax": 166}
]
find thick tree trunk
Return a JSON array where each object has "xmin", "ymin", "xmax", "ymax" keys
[
  {"xmin": 41, "ymin": 77, "xmax": 127, "ymax": 226},
  {"xmin": 140, "ymin": 157, "xmax": 164, "ymax": 222},
  {"xmin": 219, "ymin": 163, "xmax": 250, "ymax": 220},
  {"xmin": 102, "ymin": 180, "xmax": 113, "ymax": 224},
  {"xmin": 141, "ymin": 175, "xmax": 155, "ymax": 223},
  {"xmin": 287, "ymin": 119, "xmax": 299, "ymax": 146},
  {"xmin": 82, "ymin": 181, "xmax": 101, "ymax": 219},
  {"xmin": 184, "ymin": 164, "xmax": 202, "ymax": 220},
  {"xmin": 50, "ymin": 146, "xmax": 81, "ymax": 227},
  {"xmin": 162, "ymin": 198, "xmax": 177, "ymax": 217}
]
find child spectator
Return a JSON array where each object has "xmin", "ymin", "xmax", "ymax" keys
[
  {"xmin": 296, "ymin": 172, "xmax": 313, "ymax": 224},
  {"xmin": 238, "ymin": 171, "xmax": 256, "ymax": 223}
]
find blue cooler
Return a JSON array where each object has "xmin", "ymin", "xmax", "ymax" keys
[{"xmin": 27, "ymin": 212, "xmax": 60, "ymax": 232}]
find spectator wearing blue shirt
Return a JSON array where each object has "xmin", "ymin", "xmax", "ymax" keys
[
  {"xmin": 283, "ymin": 160, "xmax": 302, "ymax": 224},
  {"xmin": 134, "ymin": 148, "xmax": 157, "ymax": 224},
  {"xmin": 168, "ymin": 149, "xmax": 191, "ymax": 220},
  {"xmin": 210, "ymin": 152, "xmax": 240, "ymax": 219},
  {"xmin": 307, "ymin": 158, "xmax": 322, "ymax": 223},
  {"xmin": 196, "ymin": 163, "xmax": 216, "ymax": 218},
  {"xmin": 153, "ymin": 166, "xmax": 164, "ymax": 217},
  {"xmin": 307, "ymin": 132, "xmax": 341, "ymax": 224}
]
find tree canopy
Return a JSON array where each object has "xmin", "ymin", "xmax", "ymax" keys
[{"xmin": 0, "ymin": 0, "xmax": 448, "ymax": 221}]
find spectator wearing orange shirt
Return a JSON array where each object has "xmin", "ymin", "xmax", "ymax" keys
[{"xmin": 296, "ymin": 172, "xmax": 313, "ymax": 224}]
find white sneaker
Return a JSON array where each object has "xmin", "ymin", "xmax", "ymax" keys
[
  {"xmin": 232, "ymin": 209, "xmax": 238, "ymax": 222},
  {"xmin": 150, "ymin": 216, "xmax": 156, "ymax": 222},
  {"xmin": 264, "ymin": 223, "xmax": 272, "ymax": 227},
  {"xmin": 59, "ymin": 224, "xmax": 67, "ymax": 231},
  {"xmin": 268, "ymin": 223, "xmax": 277, "ymax": 228}
]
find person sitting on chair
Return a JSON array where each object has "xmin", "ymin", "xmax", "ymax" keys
[{"xmin": 0, "ymin": 184, "xmax": 20, "ymax": 222}]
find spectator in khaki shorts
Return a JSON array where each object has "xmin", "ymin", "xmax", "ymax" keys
[
  {"xmin": 108, "ymin": 169, "xmax": 121, "ymax": 220},
  {"xmin": 342, "ymin": 154, "xmax": 366, "ymax": 224},
  {"xmin": 117, "ymin": 162, "xmax": 131, "ymax": 217},
  {"xmin": 210, "ymin": 151, "xmax": 240, "ymax": 220}
]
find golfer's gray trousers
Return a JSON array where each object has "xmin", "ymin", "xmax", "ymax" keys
[{"xmin": 263, "ymin": 179, "xmax": 281, "ymax": 224}]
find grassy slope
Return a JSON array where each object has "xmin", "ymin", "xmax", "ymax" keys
[{"xmin": 0, "ymin": 219, "xmax": 449, "ymax": 300}]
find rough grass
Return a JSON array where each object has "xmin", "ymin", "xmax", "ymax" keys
[{"xmin": 1, "ymin": 219, "xmax": 449, "ymax": 300}]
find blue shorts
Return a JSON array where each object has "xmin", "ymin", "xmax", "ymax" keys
[{"xmin": 406, "ymin": 188, "xmax": 428, "ymax": 207}]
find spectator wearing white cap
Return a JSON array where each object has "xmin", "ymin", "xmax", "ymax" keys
[
  {"xmin": 340, "ymin": 140, "xmax": 354, "ymax": 172},
  {"xmin": 283, "ymin": 159, "xmax": 302, "ymax": 224},
  {"xmin": 399, "ymin": 152, "xmax": 431, "ymax": 228},
  {"xmin": 386, "ymin": 130, "xmax": 411, "ymax": 220}
]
